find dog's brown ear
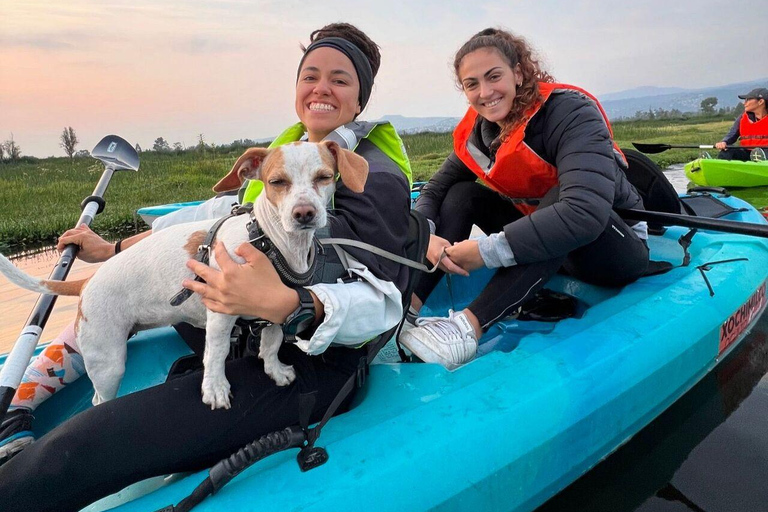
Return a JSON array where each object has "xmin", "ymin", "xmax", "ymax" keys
[
  {"xmin": 213, "ymin": 147, "xmax": 271, "ymax": 193},
  {"xmin": 320, "ymin": 141, "xmax": 369, "ymax": 194}
]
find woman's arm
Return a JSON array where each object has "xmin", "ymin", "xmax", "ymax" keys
[{"xmin": 503, "ymin": 92, "xmax": 619, "ymax": 264}]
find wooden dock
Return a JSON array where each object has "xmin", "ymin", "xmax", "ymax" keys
[{"xmin": 0, "ymin": 252, "xmax": 100, "ymax": 353}]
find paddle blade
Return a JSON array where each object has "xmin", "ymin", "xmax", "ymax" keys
[
  {"xmin": 631, "ymin": 142, "xmax": 670, "ymax": 154},
  {"xmin": 92, "ymin": 135, "xmax": 140, "ymax": 171}
]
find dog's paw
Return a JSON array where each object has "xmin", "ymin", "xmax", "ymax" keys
[
  {"xmin": 201, "ymin": 376, "xmax": 232, "ymax": 410},
  {"xmin": 264, "ymin": 362, "xmax": 296, "ymax": 387}
]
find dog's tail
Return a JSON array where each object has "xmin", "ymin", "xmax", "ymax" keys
[{"xmin": 0, "ymin": 253, "xmax": 86, "ymax": 296}]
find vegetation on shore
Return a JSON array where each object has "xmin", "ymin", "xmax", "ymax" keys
[{"xmin": 0, "ymin": 115, "xmax": 748, "ymax": 255}]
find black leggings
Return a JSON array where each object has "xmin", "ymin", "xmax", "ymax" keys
[
  {"xmin": 0, "ymin": 339, "xmax": 364, "ymax": 512},
  {"xmin": 414, "ymin": 182, "xmax": 650, "ymax": 329}
]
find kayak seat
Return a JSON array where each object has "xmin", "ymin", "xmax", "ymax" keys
[{"xmin": 621, "ymin": 148, "xmax": 683, "ymax": 234}]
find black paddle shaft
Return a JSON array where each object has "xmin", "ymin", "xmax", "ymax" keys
[
  {"xmin": 618, "ymin": 208, "xmax": 768, "ymax": 238},
  {"xmin": 632, "ymin": 142, "xmax": 763, "ymax": 154},
  {"xmin": 0, "ymin": 167, "xmax": 116, "ymax": 420}
]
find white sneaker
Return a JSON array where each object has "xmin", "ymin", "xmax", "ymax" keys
[{"xmin": 399, "ymin": 310, "xmax": 478, "ymax": 370}]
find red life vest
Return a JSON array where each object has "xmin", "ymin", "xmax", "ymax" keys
[
  {"xmin": 453, "ymin": 82, "xmax": 625, "ymax": 215},
  {"xmin": 739, "ymin": 112, "xmax": 768, "ymax": 147}
]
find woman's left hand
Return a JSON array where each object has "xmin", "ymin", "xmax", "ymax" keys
[
  {"xmin": 183, "ymin": 242, "xmax": 298, "ymax": 323},
  {"xmin": 445, "ymin": 240, "xmax": 485, "ymax": 272}
]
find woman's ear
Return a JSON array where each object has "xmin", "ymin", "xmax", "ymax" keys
[{"xmin": 213, "ymin": 147, "xmax": 271, "ymax": 193}]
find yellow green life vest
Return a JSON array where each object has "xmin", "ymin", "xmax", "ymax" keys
[{"xmin": 239, "ymin": 121, "xmax": 411, "ymax": 204}]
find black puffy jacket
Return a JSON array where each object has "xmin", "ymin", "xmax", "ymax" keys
[{"xmin": 415, "ymin": 90, "xmax": 644, "ymax": 264}]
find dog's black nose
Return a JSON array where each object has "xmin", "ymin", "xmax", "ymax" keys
[{"xmin": 293, "ymin": 205, "xmax": 316, "ymax": 225}]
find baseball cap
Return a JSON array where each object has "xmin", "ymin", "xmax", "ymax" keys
[{"xmin": 737, "ymin": 87, "xmax": 768, "ymax": 100}]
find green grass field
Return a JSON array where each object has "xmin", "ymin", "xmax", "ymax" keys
[{"xmin": 0, "ymin": 116, "xmax": 752, "ymax": 255}]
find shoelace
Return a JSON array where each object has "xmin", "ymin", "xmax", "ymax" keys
[{"xmin": 414, "ymin": 310, "xmax": 467, "ymax": 342}]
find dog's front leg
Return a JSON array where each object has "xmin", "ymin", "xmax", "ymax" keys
[
  {"xmin": 201, "ymin": 312, "xmax": 237, "ymax": 410},
  {"xmin": 260, "ymin": 324, "xmax": 296, "ymax": 386}
]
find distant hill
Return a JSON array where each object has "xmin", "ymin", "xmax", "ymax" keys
[
  {"xmin": 253, "ymin": 78, "xmax": 768, "ymax": 143},
  {"xmin": 373, "ymin": 115, "xmax": 460, "ymax": 134},
  {"xmin": 598, "ymin": 78, "xmax": 768, "ymax": 119}
]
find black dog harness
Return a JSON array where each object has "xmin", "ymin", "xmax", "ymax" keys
[{"xmin": 169, "ymin": 204, "xmax": 320, "ymax": 308}]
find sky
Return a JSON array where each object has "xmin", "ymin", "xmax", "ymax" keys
[{"xmin": 1, "ymin": 0, "xmax": 767, "ymax": 158}]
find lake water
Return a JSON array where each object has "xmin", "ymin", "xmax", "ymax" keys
[{"xmin": 537, "ymin": 164, "xmax": 768, "ymax": 512}]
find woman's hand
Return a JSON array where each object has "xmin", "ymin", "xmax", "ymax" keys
[
  {"xmin": 427, "ymin": 234, "xmax": 469, "ymax": 276},
  {"xmin": 182, "ymin": 242, "xmax": 299, "ymax": 323},
  {"xmin": 445, "ymin": 239, "xmax": 485, "ymax": 272},
  {"xmin": 715, "ymin": 141, "xmax": 727, "ymax": 150},
  {"xmin": 56, "ymin": 224, "xmax": 115, "ymax": 263}
]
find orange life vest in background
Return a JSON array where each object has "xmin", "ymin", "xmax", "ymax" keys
[
  {"xmin": 739, "ymin": 113, "xmax": 768, "ymax": 147},
  {"xmin": 453, "ymin": 82, "xmax": 624, "ymax": 215}
]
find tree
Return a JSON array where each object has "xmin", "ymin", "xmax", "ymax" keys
[
  {"xmin": 75, "ymin": 149, "xmax": 91, "ymax": 158},
  {"xmin": 700, "ymin": 97, "xmax": 718, "ymax": 114},
  {"xmin": 2, "ymin": 134, "xmax": 21, "ymax": 162},
  {"xmin": 173, "ymin": 142, "xmax": 185, "ymax": 154},
  {"xmin": 152, "ymin": 137, "xmax": 171, "ymax": 152},
  {"xmin": 60, "ymin": 126, "xmax": 79, "ymax": 160}
]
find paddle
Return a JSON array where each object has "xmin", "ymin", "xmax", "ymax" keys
[
  {"xmin": 618, "ymin": 208, "xmax": 768, "ymax": 238},
  {"xmin": 0, "ymin": 135, "xmax": 139, "ymax": 420},
  {"xmin": 632, "ymin": 142, "xmax": 762, "ymax": 154}
]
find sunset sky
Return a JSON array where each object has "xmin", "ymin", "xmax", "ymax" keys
[{"xmin": 2, "ymin": 0, "xmax": 767, "ymax": 157}]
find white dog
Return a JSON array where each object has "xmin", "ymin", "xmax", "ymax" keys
[{"xmin": 0, "ymin": 141, "xmax": 369, "ymax": 410}]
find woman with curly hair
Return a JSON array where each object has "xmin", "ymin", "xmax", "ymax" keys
[{"xmin": 400, "ymin": 28, "xmax": 650, "ymax": 369}]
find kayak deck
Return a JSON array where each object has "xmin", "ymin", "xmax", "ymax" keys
[
  {"xmin": 685, "ymin": 158, "xmax": 768, "ymax": 188},
  {"xmin": 4, "ymin": 196, "xmax": 768, "ymax": 512}
]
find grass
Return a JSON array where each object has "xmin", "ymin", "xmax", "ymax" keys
[{"xmin": 0, "ymin": 115, "xmax": 748, "ymax": 255}]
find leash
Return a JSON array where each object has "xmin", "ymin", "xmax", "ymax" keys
[{"xmin": 319, "ymin": 237, "xmax": 445, "ymax": 274}]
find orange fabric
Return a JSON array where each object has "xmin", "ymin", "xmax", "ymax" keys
[
  {"xmin": 453, "ymin": 82, "xmax": 623, "ymax": 215},
  {"xmin": 739, "ymin": 113, "xmax": 768, "ymax": 147}
]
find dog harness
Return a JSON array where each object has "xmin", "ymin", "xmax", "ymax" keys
[{"xmin": 169, "ymin": 204, "xmax": 322, "ymax": 308}]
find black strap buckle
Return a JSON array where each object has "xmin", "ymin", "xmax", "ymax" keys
[{"xmin": 297, "ymin": 445, "xmax": 329, "ymax": 472}]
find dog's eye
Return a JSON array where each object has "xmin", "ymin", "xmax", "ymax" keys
[
  {"xmin": 269, "ymin": 179, "xmax": 288, "ymax": 186},
  {"xmin": 315, "ymin": 175, "xmax": 334, "ymax": 184}
]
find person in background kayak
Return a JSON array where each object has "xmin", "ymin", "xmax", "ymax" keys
[
  {"xmin": 400, "ymin": 28, "xmax": 650, "ymax": 370},
  {"xmin": 0, "ymin": 23, "xmax": 412, "ymax": 512},
  {"xmin": 715, "ymin": 87, "xmax": 768, "ymax": 161}
]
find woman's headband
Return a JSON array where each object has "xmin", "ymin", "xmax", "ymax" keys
[{"xmin": 297, "ymin": 37, "xmax": 374, "ymax": 112}]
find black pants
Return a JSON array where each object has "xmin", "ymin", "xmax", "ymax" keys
[
  {"xmin": 717, "ymin": 148, "xmax": 751, "ymax": 161},
  {"xmin": 414, "ymin": 182, "xmax": 650, "ymax": 329},
  {"xmin": 0, "ymin": 339, "xmax": 364, "ymax": 512}
]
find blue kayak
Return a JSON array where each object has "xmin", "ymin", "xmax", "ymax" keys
[
  {"xmin": 136, "ymin": 201, "xmax": 205, "ymax": 226},
  {"xmin": 4, "ymin": 193, "xmax": 768, "ymax": 512}
]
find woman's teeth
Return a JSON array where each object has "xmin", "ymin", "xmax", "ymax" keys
[
  {"xmin": 485, "ymin": 98, "xmax": 501, "ymax": 108},
  {"xmin": 310, "ymin": 103, "xmax": 336, "ymax": 111}
]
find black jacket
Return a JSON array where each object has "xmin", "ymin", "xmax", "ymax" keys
[{"xmin": 415, "ymin": 90, "xmax": 643, "ymax": 264}]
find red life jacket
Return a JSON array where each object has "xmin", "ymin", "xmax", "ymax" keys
[
  {"xmin": 453, "ymin": 82, "xmax": 625, "ymax": 215},
  {"xmin": 739, "ymin": 112, "xmax": 768, "ymax": 147}
]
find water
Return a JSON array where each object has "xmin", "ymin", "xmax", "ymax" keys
[
  {"xmin": 536, "ymin": 164, "xmax": 768, "ymax": 512},
  {"xmin": 537, "ymin": 313, "xmax": 768, "ymax": 512}
]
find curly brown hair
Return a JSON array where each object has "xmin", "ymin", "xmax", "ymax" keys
[
  {"xmin": 454, "ymin": 28, "xmax": 554, "ymax": 147},
  {"xmin": 302, "ymin": 23, "xmax": 381, "ymax": 79}
]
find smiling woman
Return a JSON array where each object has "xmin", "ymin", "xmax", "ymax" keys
[
  {"xmin": 0, "ymin": 22, "xmax": 413, "ymax": 512},
  {"xmin": 401, "ymin": 27, "xmax": 654, "ymax": 369}
]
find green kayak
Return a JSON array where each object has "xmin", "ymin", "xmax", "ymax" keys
[{"xmin": 685, "ymin": 158, "xmax": 768, "ymax": 188}]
